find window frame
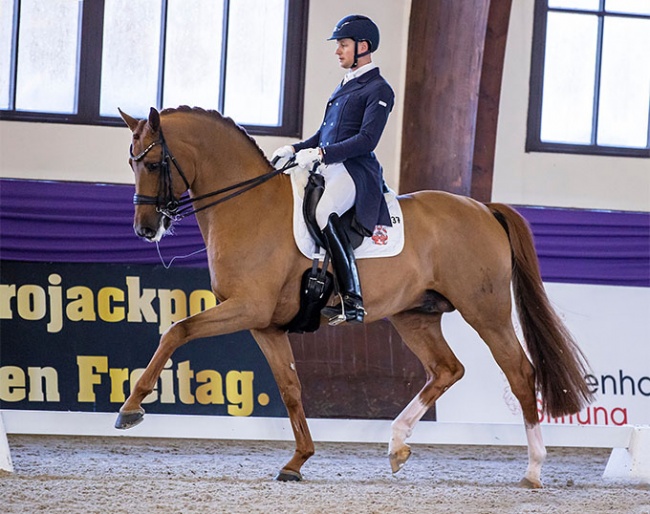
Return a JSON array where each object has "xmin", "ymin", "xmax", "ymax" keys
[
  {"xmin": 526, "ymin": 0, "xmax": 650, "ymax": 158},
  {"xmin": 0, "ymin": 0, "xmax": 308, "ymax": 137}
]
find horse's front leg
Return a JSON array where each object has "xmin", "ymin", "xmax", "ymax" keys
[
  {"xmin": 251, "ymin": 328, "xmax": 314, "ymax": 481},
  {"xmin": 115, "ymin": 298, "xmax": 265, "ymax": 429}
]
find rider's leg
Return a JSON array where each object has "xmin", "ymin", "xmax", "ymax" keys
[
  {"xmin": 321, "ymin": 213, "xmax": 365, "ymax": 323},
  {"xmin": 315, "ymin": 164, "xmax": 364, "ymax": 324},
  {"xmin": 314, "ymin": 163, "xmax": 356, "ymax": 228}
]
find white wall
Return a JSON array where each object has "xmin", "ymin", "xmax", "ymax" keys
[
  {"xmin": 0, "ymin": 0, "xmax": 647, "ymax": 213},
  {"xmin": 0, "ymin": 122, "xmax": 135, "ymax": 184},
  {"xmin": 492, "ymin": 0, "xmax": 650, "ymax": 212}
]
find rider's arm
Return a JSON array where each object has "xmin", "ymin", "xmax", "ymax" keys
[
  {"xmin": 321, "ymin": 84, "xmax": 394, "ymax": 165},
  {"xmin": 293, "ymin": 131, "xmax": 321, "ymax": 153}
]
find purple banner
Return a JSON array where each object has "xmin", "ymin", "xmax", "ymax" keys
[
  {"xmin": 0, "ymin": 178, "xmax": 207, "ymax": 267},
  {"xmin": 1, "ymin": 179, "xmax": 648, "ymax": 287}
]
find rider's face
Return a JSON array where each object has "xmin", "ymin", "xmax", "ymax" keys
[{"xmin": 335, "ymin": 38, "xmax": 356, "ymax": 69}]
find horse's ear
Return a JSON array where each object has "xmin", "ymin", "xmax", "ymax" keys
[
  {"xmin": 147, "ymin": 107, "xmax": 161, "ymax": 133},
  {"xmin": 118, "ymin": 108, "xmax": 139, "ymax": 132}
]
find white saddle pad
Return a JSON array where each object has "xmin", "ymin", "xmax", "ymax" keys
[{"xmin": 289, "ymin": 166, "xmax": 405, "ymax": 260}]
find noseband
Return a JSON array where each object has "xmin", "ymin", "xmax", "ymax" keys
[{"xmin": 130, "ymin": 129, "xmax": 292, "ymax": 222}]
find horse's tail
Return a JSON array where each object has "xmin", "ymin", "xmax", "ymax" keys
[{"xmin": 487, "ymin": 203, "xmax": 594, "ymax": 418}]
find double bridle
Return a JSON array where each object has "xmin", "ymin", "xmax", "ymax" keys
[{"xmin": 130, "ymin": 130, "xmax": 292, "ymax": 221}]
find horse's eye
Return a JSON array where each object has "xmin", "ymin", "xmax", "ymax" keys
[{"xmin": 145, "ymin": 162, "xmax": 160, "ymax": 172}]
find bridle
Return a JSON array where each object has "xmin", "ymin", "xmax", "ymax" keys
[
  {"xmin": 130, "ymin": 134, "xmax": 189, "ymax": 220},
  {"xmin": 130, "ymin": 129, "xmax": 293, "ymax": 222}
]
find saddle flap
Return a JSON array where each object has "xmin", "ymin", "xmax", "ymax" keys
[
  {"xmin": 302, "ymin": 173, "xmax": 326, "ymax": 248},
  {"xmin": 290, "ymin": 166, "xmax": 405, "ymax": 260},
  {"xmin": 302, "ymin": 172, "xmax": 364, "ymax": 251}
]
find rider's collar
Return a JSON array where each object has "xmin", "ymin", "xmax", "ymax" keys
[{"xmin": 343, "ymin": 62, "xmax": 377, "ymax": 85}]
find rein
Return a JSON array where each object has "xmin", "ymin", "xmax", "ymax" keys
[{"xmin": 131, "ymin": 131, "xmax": 295, "ymax": 221}]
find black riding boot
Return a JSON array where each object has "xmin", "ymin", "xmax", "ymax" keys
[{"xmin": 321, "ymin": 213, "xmax": 365, "ymax": 324}]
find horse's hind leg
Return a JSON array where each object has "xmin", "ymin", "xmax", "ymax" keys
[
  {"xmin": 388, "ymin": 311, "xmax": 465, "ymax": 473},
  {"xmin": 474, "ymin": 322, "xmax": 546, "ymax": 488},
  {"xmin": 251, "ymin": 328, "xmax": 314, "ymax": 482}
]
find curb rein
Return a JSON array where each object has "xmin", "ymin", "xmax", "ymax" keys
[{"xmin": 130, "ymin": 130, "xmax": 296, "ymax": 222}]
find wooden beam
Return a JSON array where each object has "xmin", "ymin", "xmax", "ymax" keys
[
  {"xmin": 399, "ymin": 0, "xmax": 511, "ymax": 201},
  {"xmin": 472, "ymin": 0, "xmax": 513, "ymax": 202}
]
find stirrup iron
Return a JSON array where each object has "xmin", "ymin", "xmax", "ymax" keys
[
  {"xmin": 325, "ymin": 293, "xmax": 366, "ymax": 326},
  {"xmin": 327, "ymin": 299, "xmax": 347, "ymax": 326}
]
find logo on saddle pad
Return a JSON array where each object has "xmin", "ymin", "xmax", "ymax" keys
[
  {"xmin": 289, "ymin": 167, "xmax": 405, "ymax": 259},
  {"xmin": 371, "ymin": 225, "xmax": 389, "ymax": 246}
]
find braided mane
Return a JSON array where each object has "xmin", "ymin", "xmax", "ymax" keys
[{"xmin": 160, "ymin": 105, "xmax": 270, "ymax": 164}]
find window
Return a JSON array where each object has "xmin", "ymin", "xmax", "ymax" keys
[
  {"xmin": 527, "ymin": 0, "xmax": 650, "ymax": 157},
  {"xmin": 0, "ymin": 0, "xmax": 308, "ymax": 136}
]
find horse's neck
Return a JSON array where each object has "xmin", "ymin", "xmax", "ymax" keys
[
  {"xmin": 192, "ymin": 128, "xmax": 268, "ymax": 194},
  {"xmin": 184, "ymin": 120, "xmax": 291, "ymax": 242},
  {"xmin": 193, "ymin": 170, "xmax": 294, "ymax": 282}
]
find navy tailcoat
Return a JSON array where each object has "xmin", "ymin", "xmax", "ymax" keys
[{"xmin": 294, "ymin": 67, "xmax": 395, "ymax": 235}]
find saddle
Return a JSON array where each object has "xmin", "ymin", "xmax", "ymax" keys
[
  {"xmin": 289, "ymin": 168, "xmax": 404, "ymax": 261},
  {"xmin": 300, "ymin": 172, "xmax": 364, "ymax": 251},
  {"xmin": 282, "ymin": 172, "xmax": 363, "ymax": 333},
  {"xmin": 283, "ymin": 167, "xmax": 405, "ymax": 333}
]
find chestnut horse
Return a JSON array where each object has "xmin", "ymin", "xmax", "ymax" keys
[{"xmin": 115, "ymin": 106, "xmax": 593, "ymax": 487}]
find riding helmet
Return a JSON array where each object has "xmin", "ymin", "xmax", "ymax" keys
[{"xmin": 328, "ymin": 15, "xmax": 380, "ymax": 52}]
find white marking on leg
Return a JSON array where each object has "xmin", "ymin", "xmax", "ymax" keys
[
  {"xmin": 524, "ymin": 423, "xmax": 546, "ymax": 486},
  {"xmin": 389, "ymin": 396, "xmax": 428, "ymax": 455}
]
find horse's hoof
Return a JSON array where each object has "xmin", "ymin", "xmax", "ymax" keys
[
  {"xmin": 275, "ymin": 469, "xmax": 303, "ymax": 482},
  {"xmin": 114, "ymin": 408, "xmax": 145, "ymax": 430},
  {"xmin": 519, "ymin": 477, "xmax": 543, "ymax": 489},
  {"xmin": 389, "ymin": 445, "xmax": 412, "ymax": 474}
]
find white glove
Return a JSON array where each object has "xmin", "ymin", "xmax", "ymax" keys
[
  {"xmin": 295, "ymin": 148, "xmax": 322, "ymax": 170},
  {"xmin": 272, "ymin": 145, "xmax": 294, "ymax": 160},
  {"xmin": 271, "ymin": 145, "xmax": 295, "ymax": 171}
]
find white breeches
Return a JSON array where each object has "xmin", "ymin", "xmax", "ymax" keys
[{"xmin": 315, "ymin": 162, "xmax": 357, "ymax": 229}]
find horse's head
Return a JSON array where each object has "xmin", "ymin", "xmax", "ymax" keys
[{"xmin": 119, "ymin": 107, "xmax": 190, "ymax": 242}]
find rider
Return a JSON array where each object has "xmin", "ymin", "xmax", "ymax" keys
[{"xmin": 273, "ymin": 14, "xmax": 395, "ymax": 325}]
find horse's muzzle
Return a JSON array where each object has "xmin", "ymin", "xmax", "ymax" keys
[
  {"xmin": 134, "ymin": 224, "xmax": 160, "ymax": 241},
  {"xmin": 134, "ymin": 212, "xmax": 170, "ymax": 242}
]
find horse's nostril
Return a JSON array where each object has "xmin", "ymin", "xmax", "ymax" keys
[{"xmin": 135, "ymin": 225, "xmax": 157, "ymax": 240}]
